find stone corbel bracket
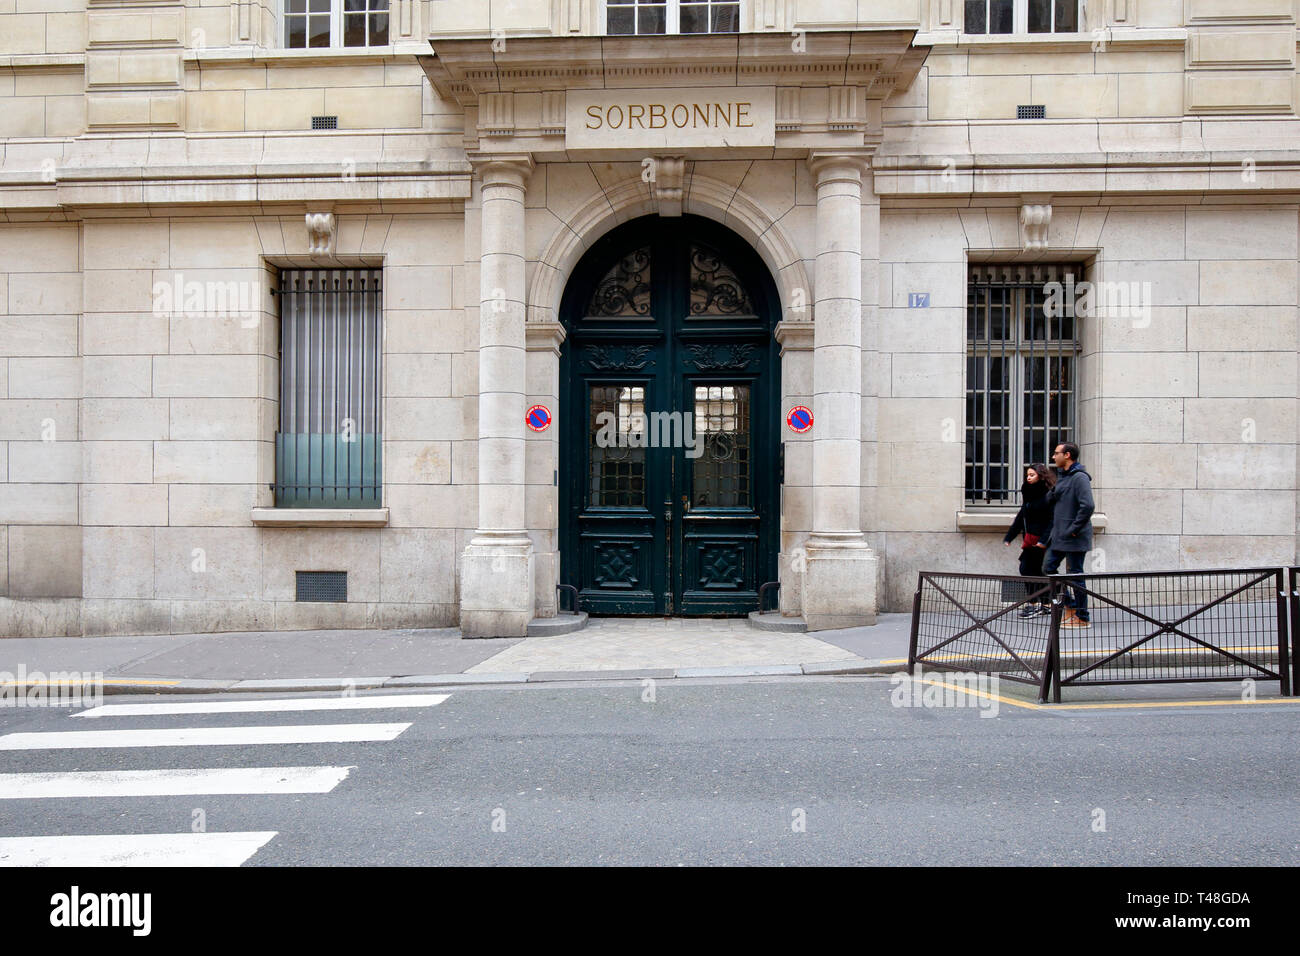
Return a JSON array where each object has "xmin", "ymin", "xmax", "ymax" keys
[
  {"xmin": 1019, "ymin": 200, "xmax": 1053, "ymax": 252},
  {"xmin": 306, "ymin": 211, "xmax": 336, "ymax": 257},
  {"xmin": 649, "ymin": 156, "xmax": 687, "ymax": 217}
]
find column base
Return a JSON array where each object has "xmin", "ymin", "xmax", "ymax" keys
[
  {"xmin": 801, "ymin": 539, "xmax": 878, "ymax": 631},
  {"xmin": 459, "ymin": 536, "xmax": 535, "ymax": 639}
]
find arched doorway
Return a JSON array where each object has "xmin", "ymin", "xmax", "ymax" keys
[{"xmin": 559, "ymin": 215, "xmax": 781, "ymax": 616}]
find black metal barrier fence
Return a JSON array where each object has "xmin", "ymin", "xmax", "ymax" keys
[{"xmin": 909, "ymin": 568, "xmax": 1297, "ymax": 703}]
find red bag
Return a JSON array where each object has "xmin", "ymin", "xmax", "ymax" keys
[{"xmin": 1022, "ymin": 533, "xmax": 1040, "ymax": 549}]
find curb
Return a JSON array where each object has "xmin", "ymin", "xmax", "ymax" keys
[{"xmin": 70, "ymin": 658, "xmax": 907, "ymax": 696}]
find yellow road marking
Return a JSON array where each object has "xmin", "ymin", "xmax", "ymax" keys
[{"xmin": 910, "ymin": 678, "xmax": 1299, "ymax": 712}]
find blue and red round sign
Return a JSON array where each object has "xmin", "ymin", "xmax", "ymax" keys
[
  {"xmin": 786, "ymin": 405, "xmax": 813, "ymax": 433},
  {"xmin": 526, "ymin": 405, "xmax": 552, "ymax": 432}
]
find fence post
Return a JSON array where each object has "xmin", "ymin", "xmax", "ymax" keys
[
  {"xmin": 1290, "ymin": 568, "xmax": 1299, "ymax": 698},
  {"xmin": 1274, "ymin": 569, "xmax": 1291, "ymax": 697},
  {"xmin": 907, "ymin": 575, "xmax": 923, "ymax": 672},
  {"xmin": 1041, "ymin": 580, "xmax": 1065, "ymax": 703}
]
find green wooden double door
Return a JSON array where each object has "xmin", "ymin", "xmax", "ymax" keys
[{"xmin": 560, "ymin": 216, "xmax": 780, "ymax": 616}]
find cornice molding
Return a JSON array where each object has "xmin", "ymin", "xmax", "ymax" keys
[{"xmin": 421, "ymin": 31, "xmax": 929, "ymax": 108}]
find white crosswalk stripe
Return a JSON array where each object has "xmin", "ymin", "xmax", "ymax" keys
[
  {"xmin": 0, "ymin": 766, "xmax": 355, "ymax": 799},
  {"xmin": 73, "ymin": 693, "xmax": 449, "ymax": 718},
  {"xmin": 0, "ymin": 832, "xmax": 279, "ymax": 867},
  {"xmin": 0, "ymin": 722, "xmax": 412, "ymax": 750},
  {"xmin": 0, "ymin": 692, "xmax": 449, "ymax": 865}
]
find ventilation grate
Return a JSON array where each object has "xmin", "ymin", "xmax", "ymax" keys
[
  {"xmin": 311, "ymin": 115, "xmax": 338, "ymax": 130},
  {"xmin": 1017, "ymin": 104, "xmax": 1046, "ymax": 120},
  {"xmin": 296, "ymin": 571, "xmax": 347, "ymax": 602}
]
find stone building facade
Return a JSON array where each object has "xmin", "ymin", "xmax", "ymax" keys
[{"xmin": 0, "ymin": 0, "xmax": 1297, "ymax": 638}]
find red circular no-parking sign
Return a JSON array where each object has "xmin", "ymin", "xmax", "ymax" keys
[
  {"xmin": 526, "ymin": 405, "xmax": 552, "ymax": 432},
  {"xmin": 786, "ymin": 406, "xmax": 813, "ymax": 433}
]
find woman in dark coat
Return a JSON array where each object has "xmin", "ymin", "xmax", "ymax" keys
[{"xmin": 1003, "ymin": 463, "xmax": 1056, "ymax": 617}]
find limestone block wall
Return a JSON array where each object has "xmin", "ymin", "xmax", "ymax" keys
[
  {"xmin": 0, "ymin": 0, "xmax": 86, "ymax": 57},
  {"xmin": 874, "ymin": 203, "xmax": 1300, "ymax": 611},
  {"xmin": 0, "ymin": 224, "xmax": 83, "ymax": 637},
  {"xmin": 183, "ymin": 56, "xmax": 429, "ymax": 132},
  {"xmin": 0, "ymin": 61, "xmax": 85, "ymax": 139},
  {"xmin": 0, "ymin": 210, "xmax": 474, "ymax": 637}
]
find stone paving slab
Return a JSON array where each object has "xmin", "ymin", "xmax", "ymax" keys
[
  {"xmin": 0, "ymin": 628, "xmax": 520, "ymax": 682},
  {"xmin": 465, "ymin": 617, "xmax": 872, "ymax": 674}
]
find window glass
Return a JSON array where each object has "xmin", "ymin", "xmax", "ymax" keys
[
  {"xmin": 1028, "ymin": 0, "xmax": 1051, "ymax": 32},
  {"xmin": 1054, "ymin": 0, "xmax": 1078, "ymax": 32}
]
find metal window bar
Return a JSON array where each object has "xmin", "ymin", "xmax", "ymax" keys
[
  {"xmin": 273, "ymin": 269, "xmax": 382, "ymax": 507},
  {"xmin": 965, "ymin": 264, "xmax": 1080, "ymax": 506}
]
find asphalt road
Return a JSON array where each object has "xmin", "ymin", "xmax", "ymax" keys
[{"xmin": 1, "ymin": 678, "xmax": 1297, "ymax": 866}]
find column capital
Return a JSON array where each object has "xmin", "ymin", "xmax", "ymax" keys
[
  {"xmin": 806, "ymin": 149, "xmax": 874, "ymax": 185},
  {"xmin": 525, "ymin": 320, "xmax": 567, "ymax": 356},
  {"xmin": 774, "ymin": 320, "xmax": 815, "ymax": 353},
  {"xmin": 469, "ymin": 152, "xmax": 536, "ymax": 188}
]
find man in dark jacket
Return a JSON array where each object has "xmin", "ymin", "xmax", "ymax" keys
[{"xmin": 1041, "ymin": 442, "xmax": 1094, "ymax": 627}]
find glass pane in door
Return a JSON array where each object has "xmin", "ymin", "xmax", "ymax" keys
[
  {"xmin": 589, "ymin": 385, "xmax": 646, "ymax": 506},
  {"xmin": 692, "ymin": 385, "xmax": 750, "ymax": 507}
]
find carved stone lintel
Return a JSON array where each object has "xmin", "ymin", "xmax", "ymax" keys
[
  {"xmin": 540, "ymin": 91, "xmax": 565, "ymax": 135},
  {"xmin": 650, "ymin": 155, "xmax": 686, "ymax": 217},
  {"xmin": 306, "ymin": 211, "xmax": 335, "ymax": 257},
  {"xmin": 1020, "ymin": 202, "xmax": 1053, "ymax": 252},
  {"xmin": 479, "ymin": 91, "xmax": 515, "ymax": 138},
  {"xmin": 776, "ymin": 88, "xmax": 801, "ymax": 132},
  {"xmin": 827, "ymin": 86, "xmax": 865, "ymax": 132}
]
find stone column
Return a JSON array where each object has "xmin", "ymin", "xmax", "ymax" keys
[
  {"xmin": 460, "ymin": 154, "xmax": 536, "ymax": 638},
  {"xmin": 802, "ymin": 150, "xmax": 878, "ymax": 630}
]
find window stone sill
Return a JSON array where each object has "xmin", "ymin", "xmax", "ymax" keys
[
  {"xmin": 957, "ymin": 511, "xmax": 1108, "ymax": 533},
  {"xmin": 251, "ymin": 508, "xmax": 389, "ymax": 528}
]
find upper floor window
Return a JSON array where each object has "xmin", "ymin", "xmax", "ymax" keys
[
  {"xmin": 606, "ymin": 0, "xmax": 740, "ymax": 35},
  {"xmin": 284, "ymin": 0, "xmax": 389, "ymax": 49},
  {"xmin": 964, "ymin": 0, "xmax": 1079, "ymax": 35}
]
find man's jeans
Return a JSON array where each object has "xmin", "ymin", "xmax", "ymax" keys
[{"xmin": 1042, "ymin": 548, "xmax": 1089, "ymax": 622}]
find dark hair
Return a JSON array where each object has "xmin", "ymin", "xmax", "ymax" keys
[
  {"xmin": 1057, "ymin": 441, "xmax": 1080, "ymax": 464},
  {"xmin": 1027, "ymin": 463, "xmax": 1057, "ymax": 489}
]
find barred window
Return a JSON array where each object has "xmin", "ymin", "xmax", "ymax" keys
[
  {"xmin": 965, "ymin": 264, "xmax": 1080, "ymax": 505},
  {"xmin": 274, "ymin": 269, "xmax": 383, "ymax": 508}
]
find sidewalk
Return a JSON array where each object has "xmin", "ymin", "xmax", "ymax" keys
[{"xmin": 0, "ymin": 615, "xmax": 915, "ymax": 695}]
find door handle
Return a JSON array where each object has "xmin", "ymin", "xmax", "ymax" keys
[{"xmin": 681, "ymin": 494, "xmax": 690, "ymax": 513}]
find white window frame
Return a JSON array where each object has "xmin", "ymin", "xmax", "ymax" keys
[
  {"xmin": 280, "ymin": 0, "xmax": 392, "ymax": 50},
  {"xmin": 601, "ymin": 0, "xmax": 742, "ymax": 36},
  {"xmin": 962, "ymin": 0, "xmax": 1084, "ymax": 36}
]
